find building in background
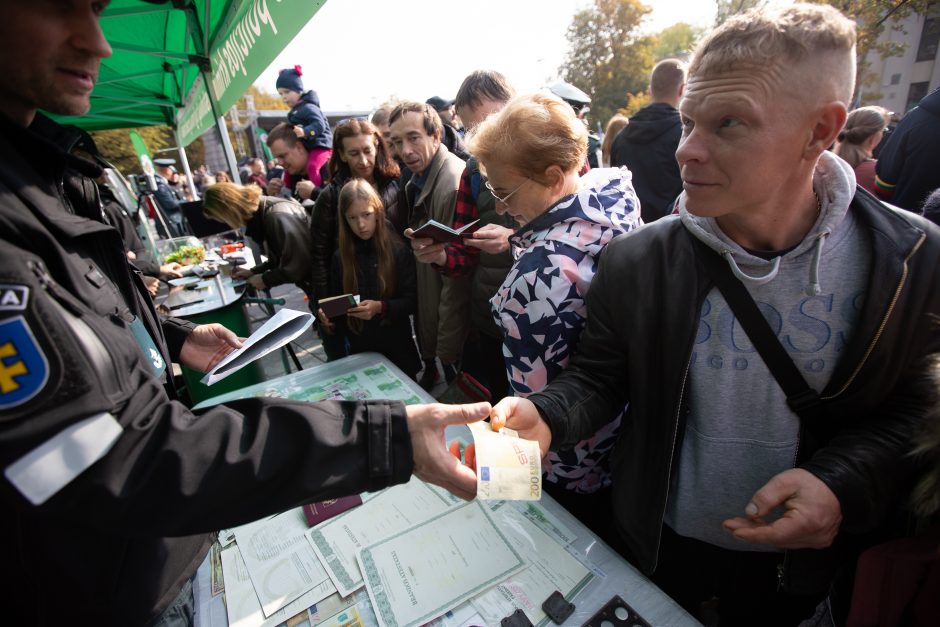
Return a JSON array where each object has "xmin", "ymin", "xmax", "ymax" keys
[{"xmin": 864, "ymin": 7, "xmax": 940, "ymax": 115}]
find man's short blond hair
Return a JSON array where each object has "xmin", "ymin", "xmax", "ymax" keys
[
  {"xmin": 466, "ymin": 93, "xmax": 587, "ymax": 183},
  {"xmin": 690, "ymin": 3, "xmax": 856, "ymax": 105}
]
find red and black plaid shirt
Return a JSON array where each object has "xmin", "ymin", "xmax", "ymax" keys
[{"xmin": 435, "ymin": 166, "xmax": 481, "ymax": 277}]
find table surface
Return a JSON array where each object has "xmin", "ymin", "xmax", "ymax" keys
[
  {"xmin": 196, "ymin": 353, "xmax": 701, "ymax": 627},
  {"xmin": 158, "ymin": 248, "xmax": 255, "ymax": 317}
]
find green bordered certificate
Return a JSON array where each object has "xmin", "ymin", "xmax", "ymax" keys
[{"xmin": 356, "ymin": 501, "xmax": 526, "ymax": 627}]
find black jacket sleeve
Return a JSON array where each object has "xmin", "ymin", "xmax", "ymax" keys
[
  {"xmin": 260, "ymin": 207, "xmax": 313, "ymax": 289},
  {"xmin": 310, "ymin": 186, "xmax": 338, "ymax": 299},
  {"xmin": 0, "ymin": 239, "xmax": 413, "ymax": 537},
  {"xmin": 386, "ymin": 240, "xmax": 417, "ymax": 321}
]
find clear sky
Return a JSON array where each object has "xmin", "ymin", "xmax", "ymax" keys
[{"xmin": 253, "ymin": 0, "xmax": 718, "ymax": 113}]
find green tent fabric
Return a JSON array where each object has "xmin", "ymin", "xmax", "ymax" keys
[{"xmin": 48, "ymin": 0, "xmax": 327, "ymax": 146}]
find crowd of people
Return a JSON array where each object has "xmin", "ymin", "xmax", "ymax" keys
[{"xmin": 1, "ymin": 2, "xmax": 939, "ymax": 626}]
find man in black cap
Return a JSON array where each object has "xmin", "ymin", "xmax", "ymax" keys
[
  {"xmin": 0, "ymin": 2, "xmax": 486, "ymax": 625},
  {"xmin": 426, "ymin": 95, "xmax": 470, "ymax": 159}
]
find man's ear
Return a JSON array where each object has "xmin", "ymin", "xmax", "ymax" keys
[{"xmin": 806, "ymin": 101, "xmax": 847, "ymax": 159}]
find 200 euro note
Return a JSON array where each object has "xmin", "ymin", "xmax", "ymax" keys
[{"xmin": 468, "ymin": 421, "xmax": 541, "ymax": 501}]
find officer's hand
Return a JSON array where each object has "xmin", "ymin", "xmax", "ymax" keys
[
  {"xmin": 403, "ymin": 228, "xmax": 447, "ymax": 265},
  {"xmin": 489, "ymin": 396, "xmax": 553, "ymax": 458},
  {"xmin": 722, "ymin": 468, "xmax": 842, "ymax": 549},
  {"xmin": 406, "ymin": 402, "xmax": 491, "ymax": 500},
  {"xmin": 465, "ymin": 224, "xmax": 512, "ymax": 254},
  {"xmin": 179, "ymin": 324, "xmax": 244, "ymax": 373},
  {"xmin": 231, "ymin": 267, "xmax": 253, "ymax": 280},
  {"xmin": 295, "ymin": 180, "xmax": 316, "ymax": 200}
]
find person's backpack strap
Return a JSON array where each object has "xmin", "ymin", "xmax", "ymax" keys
[{"xmin": 689, "ymin": 236, "xmax": 825, "ymax": 422}]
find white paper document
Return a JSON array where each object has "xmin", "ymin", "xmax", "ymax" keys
[
  {"xmin": 201, "ymin": 309, "xmax": 313, "ymax": 385},
  {"xmin": 219, "ymin": 544, "xmax": 335, "ymax": 627},
  {"xmin": 357, "ymin": 500, "xmax": 527, "ymax": 627},
  {"xmin": 232, "ymin": 508, "xmax": 335, "ymax": 617},
  {"xmin": 307, "ymin": 479, "xmax": 453, "ymax": 597},
  {"xmin": 470, "ymin": 505, "xmax": 593, "ymax": 626}
]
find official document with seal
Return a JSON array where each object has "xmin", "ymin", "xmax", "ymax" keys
[
  {"xmin": 232, "ymin": 508, "xmax": 335, "ymax": 617},
  {"xmin": 307, "ymin": 479, "xmax": 453, "ymax": 597},
  {"xmin": 470, "ymin": 504, "xmax": 593, "ymax": 626},
  {"xmin": 357, "ymin": 500, "xmax": 527, "ymax": 627}
]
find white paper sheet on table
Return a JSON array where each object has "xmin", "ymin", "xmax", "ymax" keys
[
  {"xmin": 201, "ymin": 309, "xmax": 313, "ymax": 385},
  {"xmin": 357, "ymin": 500, "xmax": 527, "ymax": 627},
  {"xmin": 307, "ymin": 479, "xmax": 453, "ymax": 597},
  {"xmin": 231, "ymin": 508, "xmax": 335, "ymax": 617},
  {"xmin": 470, "ymin": 504, "xmax": 593, "ymax": 626},
  {"xmin": 219, "ymin": 544, "xmax": 335, "ymax": 627}
]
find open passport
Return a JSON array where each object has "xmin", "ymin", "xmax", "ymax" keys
[{"xmin": 410, "ymin": 219, "xmax": 481, "ymax": 244}]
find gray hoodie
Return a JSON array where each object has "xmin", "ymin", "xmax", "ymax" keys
[{"xmin": 664, "ymin": 151, "xmax": 872, "ymax": 551}]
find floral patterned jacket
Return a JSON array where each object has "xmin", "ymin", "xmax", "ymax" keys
[{"xmin": 492, "ymin": 167, "xmax": 642, "ymax": 492}]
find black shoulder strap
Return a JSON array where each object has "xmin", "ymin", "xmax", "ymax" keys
[{"xmin": 690, "ymin": 236, "xmax": 824, "ymax": 422}]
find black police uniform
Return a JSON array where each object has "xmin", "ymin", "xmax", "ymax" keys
[{"xmin": 0, "ymin": 113, "xmax": 414, "ymax": 625}]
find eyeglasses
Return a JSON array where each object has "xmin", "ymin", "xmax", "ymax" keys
[{"xmin": 484, "ymin": 177, "xmax": 530, "ymax": 204}]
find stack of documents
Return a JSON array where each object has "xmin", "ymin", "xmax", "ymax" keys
[{"xmin": 215, "ymin": 477, "xmax": 593, "ymax": 627}]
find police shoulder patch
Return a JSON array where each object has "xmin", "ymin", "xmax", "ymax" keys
[
  {"xmin": 0, "ymin": 284, "xmax": 29, "ymax": 312},
  {"xmin": 0, "ymin": 315, "xmax": 49, "ymax": 410}
]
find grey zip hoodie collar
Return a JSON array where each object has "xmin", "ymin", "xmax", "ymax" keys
[{"xmin": 678, "ymin": 151, "xmax": 857, "ymax": 296}]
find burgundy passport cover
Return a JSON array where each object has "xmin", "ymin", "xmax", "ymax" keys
[{"xmin": 302, "ymin": 495, "xmax": 363, "ymax": 526}]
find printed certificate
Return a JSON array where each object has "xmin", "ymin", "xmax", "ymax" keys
[
  {"xmin": 308, "ymin": 479, "xmax": 453, "ymax": 596},
  {"xmin": 470, "ymin": 505, "xmax": 593, "ymax": 626},
  {"xmin": 232, "ymin": 508, "xmax": 335, "ymax": 616},
  {"xmin": 219, "ymin": 544, "xmax": 335, "ymax": 627},
  {"xmin": 357, "ymin": 501, "xmax": 527, "ymax": 627}
]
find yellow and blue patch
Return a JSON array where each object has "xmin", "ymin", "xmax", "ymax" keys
[{"xmin": 0, "ymin": 316, "xmax": 49, "ymax": 410}]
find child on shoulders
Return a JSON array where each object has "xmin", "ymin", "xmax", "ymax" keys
[{"xmin": 276, "ymin": 66, "xmax": 332, "ymax": 187}]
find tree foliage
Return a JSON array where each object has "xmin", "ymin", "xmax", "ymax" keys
[
  {"xmin": 87, "ymin": 85, "xmax": 284, "ymax": 177},
  {"xmin": 91, "ymin": 125, "xmax": 205, "ymax": 178},
  {"xmin": 560, "ymin": 0, "xmax": 655, "ymax": 129},
  {"xmin": 653, "ymin": 22, "xmax": 706, "ymax": 60},
  {"xmin": 714, "ymin": 0, "xmax": 766, "ymax": 26}
]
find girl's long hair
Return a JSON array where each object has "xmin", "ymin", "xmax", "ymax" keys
[{"xmin": 337, "ymin": 179, "xmax": 396, "ymax": 333}]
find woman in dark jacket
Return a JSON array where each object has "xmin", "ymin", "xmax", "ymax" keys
[
  {"xmin": 317, "ymin": 180, "xmax": 420, "ymax": 379},
  {"xmin": 310, "ymin": 119, "xmax": 401, "ymax": 300},
  {"xmin": 203, "ymin": 182, "xmax": 315, "ymax": 300},
  {"xmin": 310, "ymin": 118, "xmax": 401, "ymax": 359}
]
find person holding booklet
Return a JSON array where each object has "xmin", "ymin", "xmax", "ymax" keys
[
  {"xmin": 464, "ymin": 92, "xmax": 641, "ymax": 536},
  {"xmin": 310, "ymin": 118, "xmax": 402, "ymax": 360},
  {"xmin": 317, "ymin": 180, "xmax": 421, "ymax": 379}
]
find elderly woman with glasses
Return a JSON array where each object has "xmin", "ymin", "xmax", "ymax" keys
[{"xmin": 464, "ymin": 92, "xmax": 641, "ymax": 527}]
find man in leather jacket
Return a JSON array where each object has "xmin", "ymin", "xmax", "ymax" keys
[
  {"xmin": 0, "ymin": 2, "xmax": 484, "ymax": 625},
  {"xmin": 491, "ymin": 4, "xmax": 940, "ymax": 625}
]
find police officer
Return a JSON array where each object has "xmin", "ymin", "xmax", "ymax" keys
[
  {"xmin": 0, "ymin": 2, "xmax": 483, "ymax": 625},
  {"xmin": 152, "ymin": 157, "xmax": 186, "ymax": 236}
]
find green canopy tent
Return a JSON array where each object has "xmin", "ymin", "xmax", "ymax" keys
[{"xmin": 49, "ymin": 0, "xmax": 328, "ymax": 184}]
